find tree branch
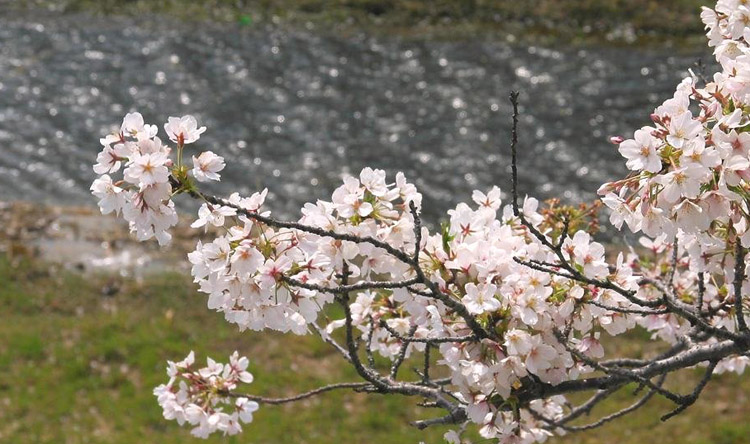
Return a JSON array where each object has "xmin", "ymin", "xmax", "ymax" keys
[
  {"xmin": 224, "ymin": 382, "xmax": 372, "ymax": 404},
  {"xmin": 734, "ymin": 241, "xmax": 748, "ymax": 333}
]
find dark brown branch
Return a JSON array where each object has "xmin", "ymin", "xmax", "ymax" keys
[
  {"xmin": 510, "ymin": 90, "xmax": 521, "ymax": 216},
  {"xmin": 516, "ymin": 257, "xmax": 661, "ymax": 309},
  {"xmin": 282, "ymin": 276, "xmax": 419, "ymax": 293},
  {"xmin": 410, "ymin": 201, "xmax": 423, "ymax": 263},
  {"xmin": 563, "ymin": 374, "xmax": 666, "ymax": 431},
  {"xmin": 422, "ymin": 344, "xmax": 432, "ymax": 384},
  {"xmin": 601, "ymin": 338, "xmax": 689, "ymax": 370},
  {"xmin": 380, "ymin": 319, "xmax": 477, "ymax": 344},
  {"xmin": 697, "ymin": 271, "xmax": 706, "ymax": 314},
  {"xmin": 337, "ymin": 265, "xmax": 391, "ymax": 390},
  {"xmin": 734, "ymin": 241, "xmax": 748, "ymax": 333},
  {"xmin": 334, "ymin": 265, "xmax": 466, "ymax": 422},
  {"xmin": 224, "ymin": 382, "xmax": 371, "ymax": 404},
  {"xmin": 409, "ymin": 266, "xmax": 492, "ymax": 341},
  {"xmin": 666, "ymin": 237, "xmax": 679, "ymax": 294},
  {"xmin": 660, "ymin": 360, "xmax": 718, "ymax": 421},
  {"xmin": 643, "ymin": 276, "xmax": 745, "ymax": 342},
  {"xmin": 365, "ymin": 315, "xmax": 376, "ymax": 369},
  {"xmin": 391, "ymin": 325, "xmax": 418, "ymax": 379},
  {"xmin": 556, "ymin": 385, "xmax": 623, "ymax": 425},
  {"xmin": 311, "ymin": 321, "xmax": 352, "ymax": 363},
  {"xmin": 412, "ymin": 411, "xmax": 467, "ymax": 430},
  {"xmin": 585, "ymin": 299, "xmax": 670, "ymax": 316},
  {"xmin": 552, "ymin": 329, "xmax": 683, "ymax": 404},
  {"xmin": 556, "ymin": 215, "xmax": 571, "ymax": 249},
  {"xmin": 514, "ymin": 338, "xmax": 747, "ymax": 405}
]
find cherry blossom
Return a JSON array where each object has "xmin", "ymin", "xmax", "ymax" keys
[
  {"xmin": 618, "ymin": 127, "xmax": 662, "ymax": 173},
  {"xmin": 90, "ymin": 174, "xmax": 127, "ymax": 215},
  {"xmin": 164, "ymin": 115, "xmax": 207, "ymax": 145},
  {"xmin": 154, "ymin": 351, "xmax": 258, "ymax": 438},
  {"xmin": 192, "ymin": 151, "xmax": 225, "ymax": 182}
]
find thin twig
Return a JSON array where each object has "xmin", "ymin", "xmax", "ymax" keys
[
  {"xmin": 365, "ymin": 315, "xmax": 377, "ymax": 369},
  {"xmin": 412, "ymin": 411, "xmax": 466, "ymax": 430},
  {"xmin": 510, "ymin": 91, "xmax": 520, "ymax": 216},
  {"xmin": 311, "ymin": 321, "xmax": 352, "ymax": 363},
  {"xmin": 697, "ymin": 271, "xmax": 706, "ymax": 314},
  {"xmin": 667, "ymin": 237, "xmax": 679, "ymax": 295},
  {"xmin": 411, "ymin": 201, "xmax": 423, "ymax": 263},
  {"xmin": 391, "ymin": 325, "xmax": 418, "ymax": 379},
  {"xmin": 563, "ymin": 374, "xmax": 666, "ymax": 431},
  {"xmin": 660, "ymin": 360, "xmax": 718, "ymax": 421},
  {"xmin": 734, "ymin": 241, "xmax": 748, "ymax": 333},
  {"xmin": 380, "ymin": 319, "xmax": 477, "ymax": 344},
  {"xmin": 282, "ymin": 276, "xmax": 419, "ymax": 294},
  {"xmin": 586, "ymin": 299, "xmax": 670, "ymax": 316},
  {"xmin": 422, "ymin": 344, "xmax": 431, "ymax": 384},
  {"xmin": 224, "ymin": 382, "xmax": 371, "ymax": 404}
]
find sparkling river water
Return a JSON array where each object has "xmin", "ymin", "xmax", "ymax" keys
[{"xmin": 0, "ymin": 12, "xmax": 714, "ymax": 225}]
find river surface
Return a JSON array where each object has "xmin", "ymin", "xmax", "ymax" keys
[{"xmin": 0, "ymin": 11, "xmax": 714, "ymax": 227}]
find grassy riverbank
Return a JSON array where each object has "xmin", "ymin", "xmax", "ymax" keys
[
  {"xmin": 0, "ymin": 255, "xmax": 449, "ymax": 443},
  {"xmin": 1, "ymin": 246, "xmax": 749, "ymax": 443},
  {"xmin": 7, "ymin": 0, "xmax": 709, "ymax": 47}
]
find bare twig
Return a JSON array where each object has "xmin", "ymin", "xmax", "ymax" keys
[
  {"xmin": 667, "ymin": 237, "xmax": 679, "ymax": 294},
  {"xmin": 337, "ymin": 264, "xmax": 391, "ymax": 390},
  {"xmin": 563, "ymin": 374, "xmax": 666, "ymax": 431},
  {"xmin": 734, "ymin": 241, "xmax": 748, "ymax": 333},
  {"xmin": 697, "ymin": 271, "xmax": 706, "ymax": 314},
  {"xmin": 410, "ymin": 201, "xmax": 423, "ymax": 262},
  {"xmin": 224, "ymin": 382, "xmax": 371, "ymax": 404},
  {"xmin": 311, "ymin": 321, "xmax": 352, "ymax": 363},
  {"xmin": 282, "ymin": 276, "xmax": 419, "ymax": 294},
  {"xmin": 380, "ymin": 319, "xmax": 477, "ymax": 344},
  {"xmin": 412, "ymin": 411, "xmax": 467, "ymax": 430},
  {"xmin": 365, "ymin": 315, "xmax": 376, "ymax": 369},
  {"xmin": 556, "ymin": 385, "xmax": 623, "ymax": 425},
  {"xmin": 660, "ymin": 360, "xmax": 718, "ymax": 421},
  {"xmin": 510, "ymin": 90, "xmax": 521, "ymax": 216},
  {"xmin": 391, "ymin": 325, "xmax": 418, "ymax": 379},
  {"xmin": 422, "ymin": 344, "xmax": 432, "ymax": 384},
  {"xmin": 585, "ymin": 299, "xmax": 670, "ymax": 316}
]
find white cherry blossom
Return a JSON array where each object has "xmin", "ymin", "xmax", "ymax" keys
[
  {"xmin": 164, "ymin": 115, "xmax": 207, "ymax": 145},
  {"xmin": 192, "ymin": 151, "xmax": 225, "ymax": 182}
]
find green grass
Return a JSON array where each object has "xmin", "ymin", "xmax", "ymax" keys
[
  {"xmin": 2, "ymin": 255, "xmax": 750, "ymax": 443},
  {"xmin": 9, "ymin": 0, "xmax": 711, "ymax": 47},
  {"xmin": 0, "ymin": 257, "xmax": 445, "ymax": 443}
]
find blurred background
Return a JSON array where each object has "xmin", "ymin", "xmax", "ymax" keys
[{"xmin": 2, "ymin": 1, "xmax": 748, "ymax": 443}]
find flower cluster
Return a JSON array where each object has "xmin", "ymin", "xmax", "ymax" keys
[
  {"xmin": 91, "ymin": 112, "xmax": 218, "ymax": 245},
  {"xmin": 153, "ymin": 351, "xmax": 258, "ymax": 438},
  {"xmin": 603, "ymin": 1, "xmax": 750, "ymax": 250},
  {"xmin": 415, "ymin": 193, "xmax": 642, "ymax": 442},
  {"xmin": 188, "ymin": 167, "xmax": 423, "ymax": 337},
  {"xmin": 598, "ymin": 0, "xmax": 750, "ymax": 343}
]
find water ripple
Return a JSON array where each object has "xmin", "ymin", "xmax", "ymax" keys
[{"xmin": 0, "ymin": 13, "xmax": 714, "ymax": 225}]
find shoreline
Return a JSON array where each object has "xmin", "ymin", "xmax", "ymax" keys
[
  {"xmin": 4, "ymin": 0, "xmax": 709, "ymax": 49},
  {"xmin": 0, "ymin": 198, "xmax": 633, "ymax": 278},
  {"xmin": 0, "ymin": 201, "xmax": 197, "ymax": 277}
]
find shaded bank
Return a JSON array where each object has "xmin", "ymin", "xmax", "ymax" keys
[{"xmin": 6, "ymin": 0, "xmax": 709, "ymax": 47}]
